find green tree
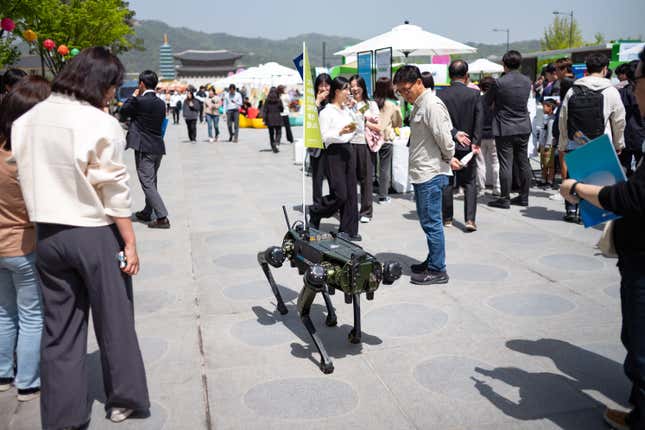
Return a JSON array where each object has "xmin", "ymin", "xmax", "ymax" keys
[
  {"xmin": 590, "ymin": 32, "xmax": 606, "ymax": 46},
  {"xmin": 541, "ymin": 16, "xmax": 584, "ymax": 50}
]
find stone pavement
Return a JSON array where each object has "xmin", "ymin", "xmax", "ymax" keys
[{"xmin": 1, "ymin": 121, "xmax": 626, "ymax": 430}]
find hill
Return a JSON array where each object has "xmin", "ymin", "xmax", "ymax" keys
[
  {"xmin": 461, "ymin": 40, "xmax": 543, "ymax": 61},
  {"xmin": 118, "ymin": 20, "xmax": 360, "ymax": 74}
]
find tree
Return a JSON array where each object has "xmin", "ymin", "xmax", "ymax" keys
[
  {"xmin": 590, "ymin": 32, "xmax": 606, "ymax": 46},
  {"xmin": 0, "ymin": 0, "xmax": 136, "ymax": 73},
  {"xmin": 541, "ymin": 16, "xmax": 584, "ymax": 50}
]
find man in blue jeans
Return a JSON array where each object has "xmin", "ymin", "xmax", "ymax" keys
[{"xmin": 393, "ymin": 65, "xmax": 456, "ymax": 285}]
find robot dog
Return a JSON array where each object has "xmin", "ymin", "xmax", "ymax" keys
[{"xmin": 257, "ymin": 207, "xmax": 401, "ymax": 374}]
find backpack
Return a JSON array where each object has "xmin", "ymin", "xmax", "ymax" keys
[{"xmin": 566, "ymin": 85, "xmax": 605, "ymax": 140}]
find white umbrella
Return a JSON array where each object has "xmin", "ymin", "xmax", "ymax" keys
[
  {"xmin": 468, "ymin": 58, "xmax": 504, "ymax": 74},
  {"xmin": 334, "ymin": 21, "xmax": 476, "ymax": 58}
]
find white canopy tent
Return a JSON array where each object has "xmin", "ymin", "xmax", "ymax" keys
[
  {"xmin": 334, "ymin": 22, "xmax": 476, "ymax": 58},
  {"xmin": 468, "ymin": 58, "xmax": 504, "ymax": 74},
  {"xmin": 213, "ymin": 62, "xmax": 301, "ymax": 89}
]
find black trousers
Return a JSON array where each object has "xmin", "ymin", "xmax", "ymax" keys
[
  {"xmin": 495, "ymin": 134, "xmax": 531, "ymax": 203},
  {"xmin": 352, "ymin": 144, "xmax": 373, "ymax": 219},
  {"xmin": 172, "ymin": 107, "xmax": 179, "ymax": 124},
  {"xmin": 443, "ymin": 155, "xmax": 477, "ymax": 222},
  {"xmin": 619, "ymin": 149, "xmax": 644, "ymax": 178},
  {"xmin": 377, "ymin": 143, "xmax": 393, "ymax": 198},
  {"xmin": 619, "ymin": 256, "xmax": 645, "ymax": 428},
  {"xmin": 267, "ymin": 126, "xmax": 281, "ymax": 152},
  {"xmin": 185, "ymin": 119, "xmax": 197, "ymax": 141},
  {"xmin": 282, "ymin": 115, "xmax": 294, "ymax": 143},
  {"xmin": 36, "ymin": 224, "xmax": 149, "ymax": 430},
  {"xmin": 311, "ymin": 151, "xmax": 327, "ymax": 206},
  {"xmin": 310, "ymin": 144, "xmax": 358, "ymax": 236}
]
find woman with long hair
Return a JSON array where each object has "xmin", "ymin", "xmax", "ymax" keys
[
  {"xmin": 311, "ymin": 73, "xmax": 332, "ymax": 205},
  {"xmin": 373, "ymin": 77, "xmax": 402, "ymax": 203},
  {"xmin": 262, "ymin": 87, "xmax": 283, "ymax": 153},
  {"xmin": 0, "ymin": 75, "xmax": 50, "ymax": 404},
  {"xmin": 204, "ymin": 88, "xmax": 221, "ymax": 142},
  {"xmin": 11, "ymin": 47, "xmax": 149, "ymax": 429},
  {"xmin": 308, "ymin": 76, "xmax": 360, "ymax": 241},
  {"xmin": 183, "ymin": 90, "xmax": 200, "ymax": 142},
  {"xmin": 349, "ymin": 75, "xmax": 381, "ymax": 223},
  {"xmin": 277, "ymin": 85, "xmax": 294, "ymax": 143}
]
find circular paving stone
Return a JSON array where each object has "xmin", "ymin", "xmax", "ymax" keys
[
  {"xmin": 231, "ymin": 313, "xmax": 307, "ymax": 346},
  {"xmin": 604, "ymin": 285, "xmax": 620, "ymax": 299},
  {"xmin": 539, "ymin": 254, "xmax": 601, "ymax": 271},
  {"xmin": 212, "ymin": 254, "xmax": 257, "ymax": 270},
  {"xmin": 136, "ymin": 262, "xmax": 174, "ymax": 282},
  {"xmin": 223, "ymin": 280, "xmax": 298, "ymax": 302},
  {"xmin": 488, "ymin": 293, "xmax": 575, "ymax": 317},
  {"xmin": 90, "ymin": 402, "xmax": 167, "ymax": 429},
  {"xmin": 494, "ymin": 232, "xmax": 551, "ymax": 245},
  {"xmin": 414, "ymin": 356, "xmax": 492, "ymax": 402},
  {"xmin": 139, "ymin": 336, "xmax": 169, "ymax": 365},
  {"xmin": 449, "ymin": 263, "xmax": 509, "ymax": 282},
  {"xmin": 364, "ymin": 304, "xmax": 448, "ymax": 337},
  {"xmin": 134, "ymin": 290, "xmax": 174, "ymax": 315},
  {"xmin": 244, "ymin": 378, "xmax": 358, "ymax": 418}
]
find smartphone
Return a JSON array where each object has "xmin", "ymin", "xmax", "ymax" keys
[{"xmin": 116, "ymin": 251, "xmax": 127, "ymax": 269}]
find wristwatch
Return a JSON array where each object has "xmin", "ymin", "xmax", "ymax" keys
[{"xmin": 570, "ymin": 181, "xmax": 582, "ymax": 199}]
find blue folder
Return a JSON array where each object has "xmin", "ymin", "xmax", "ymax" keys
[
  {"xmin": 161, "ymin": 117, "xmax": 169, "ymax": 138},
  {"xmin": 564, "ymin": 134, "xmax": 626, "ymax": 227}
]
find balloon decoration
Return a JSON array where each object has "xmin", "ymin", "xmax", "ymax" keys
[
  {"xmin": 57, "ymin": 45, "xmax": 69, "ymax": 56},
  {"xmin": 43, "ymin": 39, "xmax": 56, "ymax": 51},
  {"xmin": 22, "ymin": 29, "xmax": 37, "ymax": 43},
  {"xmin": 1, "ymin": 17, "xmax": 15, "ymax": 32},
  {"xmin": 70, "ymin": 48, "xmax": 80, "ymax": 57}
]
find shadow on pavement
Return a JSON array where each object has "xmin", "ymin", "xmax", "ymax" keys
[
  {"xmin": 520, "ymin": 206, "xmax": 566, "ymax": 222},
  {"xmin": 472, "ymin": 338, "xmax": 630, "ymax": 429},
  {"xmin": 252, "ymin": 303, "xmax": 382, "ymax": 370},
  {"xmin": 375, "ymin": 252, "xmax": 421, "ymax": 276}
]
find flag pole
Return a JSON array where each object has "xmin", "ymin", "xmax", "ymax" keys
[{"xmin": 302, "ymin": 41, "xmax": 307, "ymax": 226}]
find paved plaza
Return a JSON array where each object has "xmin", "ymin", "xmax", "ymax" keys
[{"xmin": 1, "ymin": 122, "xmax": 628, "ymax": 430}]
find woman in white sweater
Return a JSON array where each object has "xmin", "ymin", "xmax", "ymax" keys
[
  {"xmin": 308, "ymin": 76, "xmax": 361, "ymax": 241},
  {"xmin": 11, "ymin": 47, "xmax": 149, "ymax": 429}
]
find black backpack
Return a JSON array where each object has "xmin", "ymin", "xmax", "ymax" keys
[{"xmin": 566, "ymin": 85, "xmax": 605, "ymax": 140}]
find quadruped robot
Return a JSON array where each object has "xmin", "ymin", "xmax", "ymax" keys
[{"xmin": 257, "ymin": 207, "xmax": 402, "ymax": 374}]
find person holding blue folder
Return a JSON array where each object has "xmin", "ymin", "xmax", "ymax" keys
[{"xmin": 561, "ymin": 46, "xmax": 645, "ymax": 430}]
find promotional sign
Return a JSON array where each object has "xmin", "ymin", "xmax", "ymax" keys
[
  {"xmin": 416, "ymin": 64, "xmax": 449, "ymax": 86},
  {"xmin": 293, "ymin": 53, "xmax": 304, "ymax": 79},
  {"xmin": 357, "ymin": 50, "xmax": 373, "ymax": 97},
  {"xmin": 374, "ymin": 47, "xmax": 392, "ymax": 81},
  {"xmin": 302, "ymin": 43, "xmax": 324, "ymax": 149}
]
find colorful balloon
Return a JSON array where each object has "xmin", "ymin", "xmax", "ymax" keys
[
  {"xmin": 57, "ymin": 45, "xmax": 69, "ymax": 56},
  {"xmin": 1, "ymin": 18, "xmax": 15, "ymax": 32},
  {"xmin": 22, "ymin": 29, "xmax": 37, "ymax": 43},
  {"xmin": 70, "ymin": 48, "xmax": 80, "ymax": 57},
  {"xmin": 43, "ymin": 39, "xmax": 56, "ymax": 51}
]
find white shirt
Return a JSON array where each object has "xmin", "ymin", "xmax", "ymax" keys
[
  {"xmin": 318, "ymin": 103, "xmax": 356, "ymax": 147},
  {"xmin": 280, "ymin": 94, "xmax": 290, "ymax": 116},
  {"xmin": 11, "ymin": 93, "xmax": 132, "ymax": 226},
  {"xmin": 223, "ymin": 91, "xmax": 243, "ymax": 111}
]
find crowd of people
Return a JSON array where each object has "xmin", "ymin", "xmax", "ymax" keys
[{"xmin": 0, "ymin": 43, "xmax": 644, "ymax": 430}]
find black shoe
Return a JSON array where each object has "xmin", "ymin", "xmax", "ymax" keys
[
  {"xmin": 148, "ymin": 217, "xmax": 171, "ymax": 229},
  {"xmin": 307, "ymin": 207, "xmax": 321, "ymax": 229},
  {"xmin": 510, "ymin": 196, "xmax": 529, "ymax": 207},
  {"xmin": 410, "ymin": 261, "xmax": 428, "ymax": 274},
  {"xmin": 563, "ymin": 212, "xmax": 577, "ymax": 223},
  {"xmin": 337, "ymin": 232, "xmax": 362, "ymax": 242},
  {"xmin": 488, "ymin": 198, "xmax": 510, "ymax": 209},
  {"xmin": 411, "ymin": 270, "xmax": 449, "ymax": 285},
  {"xmin": 228, "ymin": 137, "xmax": 233, "ymax": 142},
  {"xmin": 134, "ymin": 211, "xmax": 152, "ymax": 222}
]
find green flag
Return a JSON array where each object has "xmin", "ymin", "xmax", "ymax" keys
[{"xmin": 303, "ymin": 43, "xmax": 324, "ymax": 149}]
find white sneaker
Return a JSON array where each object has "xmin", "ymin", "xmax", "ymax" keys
[
  {"xmin": 548, "ymin": 193, "xmax": 564, "ymax": 201},
  {"xmin": 360, "ymin": 216, "xmax": 371, "ymax": 223},
  {"xmin": 0, "ymin": 382, "xmax": 12, "ymax": 392},
  {"xmin": 109, "ymin": 407, "xmax": 134, "ymax": 423},
  {"xmin": 209, "ymin": 138, "xmax": 214, "ymax": 143}
]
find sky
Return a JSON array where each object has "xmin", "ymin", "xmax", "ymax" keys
[{"xmin": 127, "ymin": 0, "xmax": 643, "ymax": 44}]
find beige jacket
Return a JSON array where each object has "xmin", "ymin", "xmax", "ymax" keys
[
  {"xmin": 379, "ymin": 100, "xmax": 403, "ymax": 143},
  {"xmin": 408, "ymin": 89, "xmax": 455, "ymax": 184},
  {"xmin": 11, "ymin": 93, "xmax": 132, "ymax": 227}
]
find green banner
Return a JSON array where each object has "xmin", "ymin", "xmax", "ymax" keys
[{"xmin": 303, "ymin": 43, "xmax": 324, "ymax": 149}]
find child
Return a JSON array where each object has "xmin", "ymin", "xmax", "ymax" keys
[{"xmin": 539, "ymin": 98, "xmax": 558, "ymax": 189}]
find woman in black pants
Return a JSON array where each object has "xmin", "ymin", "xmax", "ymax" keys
[
  {"xmin": 308, "ymin": 76, "xmax": 360, "ymax": 241},
  {"xmin": 262, "ymin": 87, "xmax": 283, "ymax": 153},
  {"xmin": 561, "ymin": 47, "xmax": 645, "ymax": 430},
  {"xmin": 311, "ymin": 73, "xmax": 332, "ymax": 204},
  {"xmin": 11, "ymin": 47, "xmax": 149, "ymax": 429},
  {"xmin": 277, "ymin": 85, "xmax": 294, "ymax": 143},
  {"xmin": 183, "ymin": 90, "xmax": 200, "ymax": 142}
]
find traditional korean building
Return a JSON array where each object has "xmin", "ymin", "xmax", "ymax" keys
[{"xmin": 174, "ymin": 49, "xmax": 243, "ymax": 86}]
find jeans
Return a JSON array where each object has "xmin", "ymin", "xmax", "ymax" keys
[
  {"xmin": 205, "ymin": 114, "xmax": 220, "ymax": 139},
  {"xmin": 619, "ymin": 256, "xmax": 645, "ymax": 428},
  {"xmin": 227, "ymin": 109, "xmax": 240, "ymax": 140},
  {"xmin": 414, "ymin": 175, "xmax": 449, "ymax": 273},
  {"xmin": 0, "ymin": 252, "xmax": 42, "ymax": 389}
]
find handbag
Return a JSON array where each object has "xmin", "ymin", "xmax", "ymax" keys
[{"xmin": 597, "ymin": 220, "xmax": 618, "ymax": 258}]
